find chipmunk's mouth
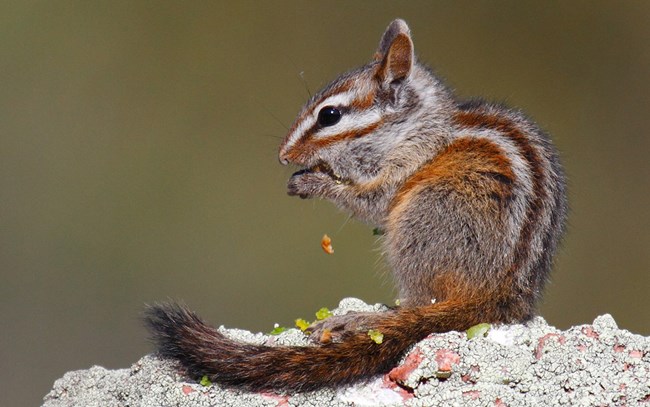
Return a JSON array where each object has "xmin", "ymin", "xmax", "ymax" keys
[{"xmin": 292, "ymin": 161, "xmax": 349, "ymax": 184}]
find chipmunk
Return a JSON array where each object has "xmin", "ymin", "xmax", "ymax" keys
[{"xmin": 144, "ymin": 19, "xmax": 567, "ymax": 393}]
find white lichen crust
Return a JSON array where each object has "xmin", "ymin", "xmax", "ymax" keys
[{"xmin": 43, "ymin": 298, "xmax": 650, "ymax": 407}]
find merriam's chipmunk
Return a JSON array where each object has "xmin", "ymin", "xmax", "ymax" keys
[{"xmin": 145, "ymin": 19, "xmax": 567, "ymax": 393}]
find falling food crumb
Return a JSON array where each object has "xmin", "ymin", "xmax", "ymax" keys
[{"xmin": 321, "ymin": 234, "xmax": 334, "ymax": 254}]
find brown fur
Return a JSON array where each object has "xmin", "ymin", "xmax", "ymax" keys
[
  {"xmin": 378, "ymin": 33, "xmax": 413, "ymax": 82},
  {"xmin": 349, "ymin": 90, "xmax": 377, "ymax": 110},
  {"xmin": 282, "ymin": 120, "xmax": 384, "ymax": 163},
  {"xmin": 311, "ymin": 120, "xmax": 385, "ymax": 149},
  {"xmin": 144, "ymin": 297, "xmax": 492, "ymax": 393},
  {"xmin": 385, "ymin": 131, "xmax": 535, "ymax": 317},
  {"xmin": 391, "ymin": 137, "xmax": 515, "ymax": 212},
  {"xmin": 453, "ymin": 110, "xmax": 547, "ymax": 281},
  {"xmin": 145, "ymin": 19, "xmax": 566, "ymax": 394}
]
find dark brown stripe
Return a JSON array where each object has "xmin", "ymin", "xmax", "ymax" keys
[
  {"xmin": 311, "ymin": 120, "xmax": 384, "ymax": 149},
  {"xmin": 311, "ymin": 78, "xmax": 355, "ymax": 110},
  {"xmin": 280, "ymin": 79, "xmax": 357, "ymax": 154},
  {"xmin": 281, "ymin": 87, "xmax": 377, "ymax": 161},
  {"xmin": 281, "ymin": 120, "xmax": 383, "ymax": 164},
  {"xmin": 391, "ymin": 136, "xmax": 516, "ymax": 212},
  {"xmin": 453, "ymin": 110, "xmax": 547, "ymax": 284}
]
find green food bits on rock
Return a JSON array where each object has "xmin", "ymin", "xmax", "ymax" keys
[
  {"xmin": 315, "ymin": 307, "xmax": 333, "ymax": 321},
  {"xmin": 368, "ymin": 329, "xmax": 384, "ymax": 344},
  {"xmin": 466, "ymin": 323, "xmax": 491, "ymax": 339},
  {"xmin": 295, "ymin": 318, "xmax": 311, "ymax": 332}
]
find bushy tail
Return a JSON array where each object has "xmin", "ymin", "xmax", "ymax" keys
[{"xmin": 143, "ymin": 301, "xmax": 485, "ymax": 393}]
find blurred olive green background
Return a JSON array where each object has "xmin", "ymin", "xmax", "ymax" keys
[{"xmin": 1, "ymin": 2, "xmax": 649, "ymax": 406}]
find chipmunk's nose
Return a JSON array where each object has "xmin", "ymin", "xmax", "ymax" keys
[{"xmin": 278, "ymin": 149, "xmax": 289, "ymax": 165}]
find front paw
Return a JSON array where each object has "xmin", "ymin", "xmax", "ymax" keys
[{"xmin": 287, "ymin": 171, "xmax": 333, "ymax": 199}]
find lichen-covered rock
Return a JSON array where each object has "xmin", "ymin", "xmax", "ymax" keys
[{"xmin": 42, "ymin": 298, "xmax": 650, "ymax": 407}]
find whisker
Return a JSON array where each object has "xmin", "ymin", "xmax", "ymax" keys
[
  {"xmin": 261, "ymin": 133, "xmax": 284, "ymax": 140},
  {"xmin": 337, "ymin": 214, "xmax": 353, "ymax": 234},
  {"xmin": 286, "ymin": 55, "xmax": 313, "ymax": 101},
  {"xmin": 252, "ymin": 97, "xmax": 289, "ymax": 131},
  {"xmin": 298, "ymin": 71, "xmax": 312, "ymax": 99}
]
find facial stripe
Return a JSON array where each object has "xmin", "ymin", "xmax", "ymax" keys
[
  {"xmin": 281, "ymin": 92, "xmax": 356, "ymax": 156},
  {"xmin": 310, "ymin": 120, "xmax": 384, "ymax": 149},
  {"xmin": 279, "ymin": 114, "xmax": 316, "ymax": 161},
  {"xmin": 280, "ymin": 88, "xmax": 379, "ymax": 163},
  {"xmin": 279, "ymin": 119, "xmax": 384, "ymax": 165},
  {"xmin": 312, "ymin": 109, "xmax": 382, "ymax": 138}
]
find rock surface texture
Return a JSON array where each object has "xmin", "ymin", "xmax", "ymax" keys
[{"xmin": 43, "ymin": 298, "xmax": 650, "ymax": 407}]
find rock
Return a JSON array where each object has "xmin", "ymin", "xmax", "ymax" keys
[{"xmin": 42, "ymin": 298, "xmax": 650, "ymax": 407}]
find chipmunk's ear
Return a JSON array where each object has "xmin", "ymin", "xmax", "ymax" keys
[{"xmin": 374, "ymin": 19, "xmax": 414, "ymax": 84}]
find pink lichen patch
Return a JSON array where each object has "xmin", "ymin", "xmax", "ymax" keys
[
  {"xmin": 614, "ymin": 344, "xmax": 626, "ymax": 353},
  {"xmin": 261, "ymin": 392, "xmax": 290, "ymax": 407},
  {"xmin": 576, "ymin": 344, "xmax": 587, "ymax": 352},
  {"xmin": 629, "ymin": 350, "xmax": 644, "ymax": 359},
  {"xmin": 494, "ymin": 397, "xmax": 508, "ymax": 407},
  {"xmin": 381, "ymin": 376, "xmax": 415, "ymax": 401},
  {"xmin": 461, "ymin": 365, "xmax": 481, "ymax": 383},
  {"xmin": 463, "ymin": 390, "xmax": 481, "ymax": 400},
  {"xmin": 181, "ymin": 385, "xmax": 194, "ymax": 395},
  {"xmin": 434, "ymin": 349, "xmax": 461, "ymax": 372},
  {"xmin": 581, "ymin": 326, "xmax": 599, "ymax": 339},
  {"xmin": 535, "ymin": 333, "xmax": 566, "ymax": 360},
  {"xmin": 387, "ymin": 348, "xmax": 424, "ymax": 384}
]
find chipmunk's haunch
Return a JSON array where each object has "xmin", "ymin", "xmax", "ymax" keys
[{"xmin": 145, "ymin": 19, "xmax": 567, "ymax": 392}]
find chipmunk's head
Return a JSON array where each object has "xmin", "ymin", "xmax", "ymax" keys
[{"xmin": 279, "ymin": 19, "xmax": 436, "ymax": 188}]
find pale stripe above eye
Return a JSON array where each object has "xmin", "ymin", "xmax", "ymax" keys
[
  {"xmin": 281, "ymin": 89, "xmax": 378, "ymax": 154},
  {"xmin": 315, "ymin": 93, "xmax": 354, "ymax": 112},
  {"xmin": 312, "ymin": 110, "xmax": 382, "ymax": 139}
]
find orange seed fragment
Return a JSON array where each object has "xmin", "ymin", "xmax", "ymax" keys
[{"xmin": 321, "ymin": 234, "xmax": 334, "ymax": 254}]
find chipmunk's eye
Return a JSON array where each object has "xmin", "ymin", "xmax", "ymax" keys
[{"xmin": 317, "ymin": 106, "xmax": 342, "ymax": 127}]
